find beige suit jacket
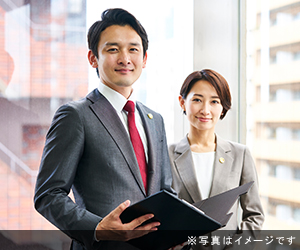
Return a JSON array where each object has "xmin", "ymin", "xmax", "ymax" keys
[{"xmin": 168, "ymin": 134, "xmax": 264, "ymax": 250}]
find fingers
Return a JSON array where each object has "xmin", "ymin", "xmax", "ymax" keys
[
  {"xmin": 112, "ymin": 200, "xmax": 131, "ymax": 217},
  {"xmin": 103, "ymin": 200, "xmax": 131, "ymax": 224},
  {"xmin": 114, "ymin": 200, "xmax": 158, "ymax": 231},
  {"xmin": 169, "ymin": 242, "xmax": 187, "ymax": 250},
  {"xmin": 96, "ymin": 200, "xmax": 160, "ymax": 242},
  {"xmin": 127, "ymin": 213, "xmax": 156, "ymax": 229}
]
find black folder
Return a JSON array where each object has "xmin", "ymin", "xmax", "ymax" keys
[{"xmin": 120, "ymin": 181, "xmax": 254, "ymax": 250}]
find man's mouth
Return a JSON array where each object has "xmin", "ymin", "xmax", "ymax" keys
[{"xmin": 115, "ymin": 68, "xmax": 133, "ymax": 73}]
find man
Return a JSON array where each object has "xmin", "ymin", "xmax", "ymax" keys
[{"xmin": 34, "ymin": 8, "xmax": 173, "ymax": 250}]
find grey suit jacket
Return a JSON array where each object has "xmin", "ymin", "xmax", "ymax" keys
[
  {"xmin": 34, "ymin": 89, "xmax": 173, "ymax": 250},
  {"xmin": 169, "ymin": 135, "xmax": 264, "ymax": 250}
]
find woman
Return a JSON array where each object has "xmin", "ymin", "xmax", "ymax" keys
[{"xmin": 169, "ymin": 69, "xmax": 264, "ymax": 249}]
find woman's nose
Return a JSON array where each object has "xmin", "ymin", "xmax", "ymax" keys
[{"xmin": 200, "ymin": 103, "xmax": 210, "ymax": 115}]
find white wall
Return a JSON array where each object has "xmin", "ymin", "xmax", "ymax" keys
[{"xmin": 193, "ymin": 0, "xmax": 244, "ymax": 143}]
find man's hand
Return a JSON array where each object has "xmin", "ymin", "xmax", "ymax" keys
[
  {"xmin": 96, "ymin": 200, "xmax": 160, "ymax": 241},
  {"xmin": 169, "ymin": 242, "xmax": 188, "ymax": 250}
]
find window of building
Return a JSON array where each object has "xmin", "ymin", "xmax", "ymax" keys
[
  {"xmin": 247, "ymin": 0, "xmax": 300, "ymax": 230},
  {"xmin": 0, "ymin": 0, "xmax": 193, "ymax": 236},
  {"xmin": 1, "ymin": 0, "xmax": 300, "ymax": 244},
  {"xmin": 294, "ymin": 208, "xmax": 300, "ymax": 223},
  {"xmin": 68, "ymin": 0, "xmax": 83, "ymax": 14}
]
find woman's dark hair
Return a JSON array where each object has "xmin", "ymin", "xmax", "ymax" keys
[
  {"xmin": 180, "ymin": 69, "xmax": 232, "ymax": 120},
  {"xmin": 87, "ymin": 8, "xmax": 148, "ymax": 59}
]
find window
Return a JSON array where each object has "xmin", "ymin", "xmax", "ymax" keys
[
  {"xmin": 1, "ymin": 0, "xmax": 300, "ymax": 246},
  {"xmin": 247, "ymin": 0, "xmax": 300, "ymax": 230},
  {"xmin": 0, "ymin": 0, "xmax": 88, "ymax": 234},
  {"xmin": 0, "ymin": 0, "xmax": 193, "ymax": 236},
  {"xmin": 294, "ymin": 208, "xmax": 300, "ymax": 223}
]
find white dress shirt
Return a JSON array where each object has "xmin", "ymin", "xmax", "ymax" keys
[
  {"xmin": 191, "ymin": 151, "xmax": 215, "ymax": 199},
  {"xmin": 94, "ymin": 83, "xmax": 149, "ymax": 240},
  {"xmin": 98, "ymin": 82, "xmax": 148, "ymax": 162}
]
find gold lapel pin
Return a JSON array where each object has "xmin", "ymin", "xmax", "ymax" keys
[
  {"xmin": 147, "ymin": 113, "xmax": 153, "ymax": 119},
  {"xmin": 219, "ymin": 157, "xmax": 225, "ymax": 164}
]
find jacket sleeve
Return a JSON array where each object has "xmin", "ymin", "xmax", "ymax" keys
[
  {"xmin": 34, "ymin": 104, "xmax": 102, "ymax": 248},
  {"xmin": 224, "ymin": 146, "xmax": 265, "ymax": 250},
  {"xmin": 239, "ymin": 146, "xmax": 264, "ymax": 230}
]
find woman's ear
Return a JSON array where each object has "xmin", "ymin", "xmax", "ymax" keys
[{"xmin": 178, "ymin": 95, "xmax": 186, "ymax": 113}]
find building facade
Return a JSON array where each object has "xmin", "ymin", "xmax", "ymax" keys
[
  {"xmin": 0, "ymin": 0, "xmax": 87, "ymax": 232},
  {"xmin": 248, "ymin": 0, "xmax": 300, "ymax": 230}
]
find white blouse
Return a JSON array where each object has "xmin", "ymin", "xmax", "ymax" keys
[{"xmin": 191, "ymin": 151, "xmax": 215, "ymax": 199}]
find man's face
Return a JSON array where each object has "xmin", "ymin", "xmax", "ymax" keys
[{"xmin": 88, "ymin": 25, "xmax": 147, "ymax": 97}]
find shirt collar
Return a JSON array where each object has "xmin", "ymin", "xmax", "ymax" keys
[{"xmin": 98, "ymin": 82, "xmax": 136, "ymax": 112}]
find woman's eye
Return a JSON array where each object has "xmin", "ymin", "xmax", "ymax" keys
[{"xmin": 193, "ymin": 98, "xmax": 201, "ymax": 102}]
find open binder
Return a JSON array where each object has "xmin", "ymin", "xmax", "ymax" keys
[{"xmin": 120, "ymin": 181, "xmax": 254, "ymax": 250}]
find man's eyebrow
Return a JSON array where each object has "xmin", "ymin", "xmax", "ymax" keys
[
  {"xmin": 129, "ymin": 42, "xmax": 142, "ymax": 46},
  {"xmin": 104, "ymin": 42, "xmax": 118, "ymax": 46},
  {"xmin": 104, "ymin": 42, "xmax": 142, "ymax": 47}
]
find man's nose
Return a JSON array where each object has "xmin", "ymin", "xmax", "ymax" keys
[{"xmin": 118, "ymin": 51, "xmax": 130, "ymax": 65}]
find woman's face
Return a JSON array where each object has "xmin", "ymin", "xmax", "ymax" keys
[{"xmin": 180, "ymin": 80, "xmax": 223, "ymax": 133}]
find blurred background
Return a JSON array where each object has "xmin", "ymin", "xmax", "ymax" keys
[{"xmin": 0, "ymin": 0, "xmax": 299, "ymax": 248}]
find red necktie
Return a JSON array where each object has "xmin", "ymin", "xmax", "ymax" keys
[{"xmin": 123, "ymin": 101, "xmax": 148, "ymax": 193}]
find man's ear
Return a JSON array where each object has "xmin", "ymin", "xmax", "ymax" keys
[
  {"xmin": 142, "ymin": 52, "xmax": 147, "ymax": 69},
  {"xmin": 88, "ymin": 50, "xmax": 98, "ymax": 68}
]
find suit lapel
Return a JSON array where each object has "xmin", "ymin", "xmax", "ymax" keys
[
  {"xmin": 136, "ymin": 102, "xmax": 157, "ymax": 196},
  {"xmin": 87, "ymin": 89, "xmax": 146, "ymax": 196},
  {"xmin": 209, "ymin": 134, "xmax": 234, "ymax": 197},
  {"xmin": 174, "ymin": 136, "xmax": 202, "ymax": 203}
]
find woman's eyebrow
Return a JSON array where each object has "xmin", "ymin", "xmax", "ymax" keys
[{"xmin": 193, "ymin": 94, "xmax": 220, "ymax": 99}]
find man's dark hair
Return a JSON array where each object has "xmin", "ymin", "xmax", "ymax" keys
[{"xmin": 87, "ymin": 8, "xmax": 148, "ymax": 59}]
